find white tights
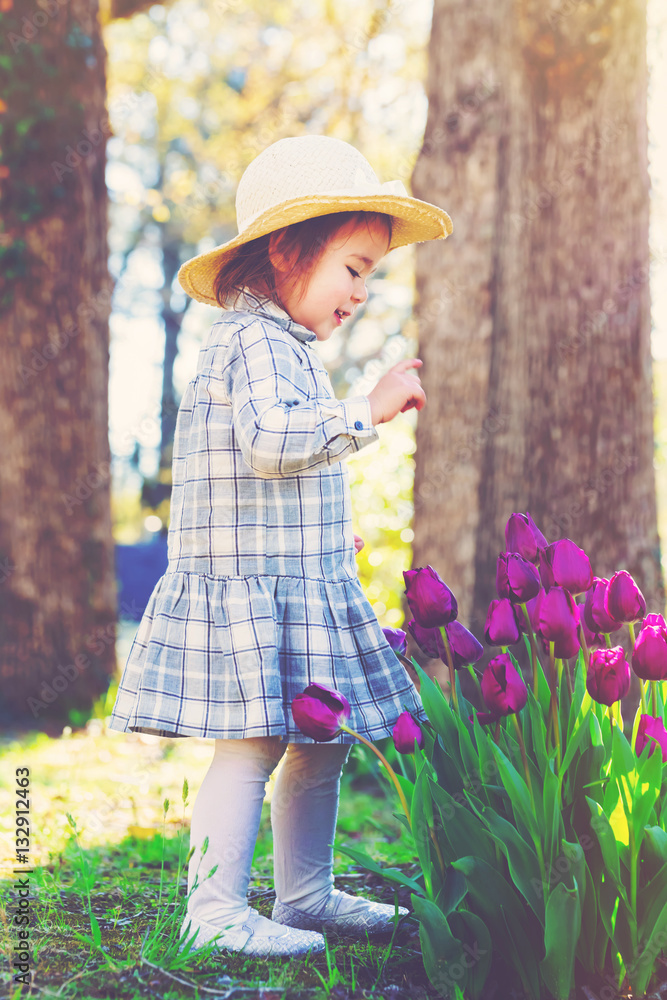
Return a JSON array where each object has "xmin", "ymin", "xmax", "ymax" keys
[{"xmin": 187, "ymin": 736, "xmax": 351, "ymax": 928}]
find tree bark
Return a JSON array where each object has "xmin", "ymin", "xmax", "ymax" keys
[
  {"xmin": 0, "ymin": 0, "xmax": 116, "ymax": 727},
  {"xmin": 411, "ymin": 0, "xmax": 661, "ymax": 634}
]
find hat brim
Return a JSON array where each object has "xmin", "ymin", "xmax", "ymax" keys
[{"xmin": 178, "ymin": 192, "xmax": 453, "ymax": 306}]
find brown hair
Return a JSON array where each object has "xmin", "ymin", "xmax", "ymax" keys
[{"xmin": 213, "ymin": 211, "xmax": 392, "ymax": 309}]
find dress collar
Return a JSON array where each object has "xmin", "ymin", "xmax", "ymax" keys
[{"xmin": 228, "ymin": 288, "xmax": 317, "ymax": 345}]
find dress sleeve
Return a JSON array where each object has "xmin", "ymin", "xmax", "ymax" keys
[{"xmin": 219, "ymin": 319, "xmax": 379, "ymax": 478}]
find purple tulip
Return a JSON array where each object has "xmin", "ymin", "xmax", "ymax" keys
[
  {"xmin": 392, "ymin": 711, "xmax": 424, "ymax": 754},
  {"xmin": 404, "ymin": 566, "xmax": 458, "ymax": 628},
  {"xmin": 586, "ymin": 647, "xmax": 631, "ymax": 706},
  {"xmin": 584, "ymin": 578, "xmax": 623, "ymax": 634},
  {"xmin": 636, "ymin": 714, "xmax": 667, "ymax": 762},
  {"xmin": 539, "ymin": 539, "xmax": 593, "ymax": 596},
  {"xmin": 383, "ymin": 627, "xmax": 407, "ymax": 657},
  {"xmin": 517, "ymin": 593, "xmax": 541, "ymax": 635},
  {"xmin": 505, "ymin": 512, "xmax": 548, "ymax": 563},
  {"xmin": 484, "ymin": 598, "xmax": 521, "ymax": 646},
  {"xmin": 496, "ymin": 553, "xmax": 541, "ymax": 604},
  {"xmin": 632, "ymin": 615, "xmax": 667, "ymax": 681},
  {"xmin": 406, "ymin": 618, "xmax": 440, "ymax": 659},
  {"xmin": 480, "ymin": 654, "xmax": 528, "ymax": 719},
  {"xmin": 446, "ymin": 620, "xmax": 484, "ymax": 668},
  {"xmin": 291, "ymin": 683, "xmax": 351, "ymax": 741},
  {"xmin": 605, "ymin": 570, "xmax": 647, "ymax": 624},
  {"xmin": 577, "ymin": 605, "xmax": 604, "ymax": 650},
  {"xmin": 407, "ymin": 618, "xmax": 482, "ymax": 668},
  {"xmin": 535, "ymin": 586, "xmax": 581, "ymax": 659}
]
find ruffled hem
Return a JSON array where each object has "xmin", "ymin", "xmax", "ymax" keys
[{"xmin": 108, "ymin": 570, "xmax": 426, "ymax": 742}]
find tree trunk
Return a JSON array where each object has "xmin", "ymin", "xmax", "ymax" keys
[
  {"xmin": 0, "ymin": 0, "xmax": 116, "ymax": 727},
  {"xmin": 411, "ymin": 0, "xmax": 661, "ymax": 635}
]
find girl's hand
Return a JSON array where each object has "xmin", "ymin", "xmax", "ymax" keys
[
  {"xmin": 367, "ymin": 359, "xmax": 426, "ymax": 426},
  {"xmin": 354, "ymin": 534, "xmax": 364, "ymax": 554}
]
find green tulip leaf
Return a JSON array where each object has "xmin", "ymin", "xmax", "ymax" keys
[
  {"xmin": 335, "ymin": 844, "xmax": 425, "ymax": 894},
  {"xmin": 634, "ymin": 897, "xmax": 667, "ymax": 996},
  {"xmin": 414, "ymin": 662, "xmax": 458, "ymax": 746},
  {"xmin": 642, "ymin": 826, "xmax": 667, "ymax": 878},
  {"xmin": 638, "ymin": 859, "xmax": 667, "ymax": 942},
  {"xmin": 452, "ymin": 854, "xmax": 543, "ymax": 992},
  {"xmin": 410, "ymin": 893, "xmax": 471, "ymax": 999},
  {"xmin": 636, "ymin": 740, "xmax": 663, "ymax": 799},
  {"xmin": 452, "ymin": 709, "xmax": 480, "ymax": 788},
  {"xmin": 412, "ymin": 758, "xmax": 436, "ymax": 897},
  {"xmin": 447, "ymin": 910, "xmax": 493, "ymax": 1000},
  {"xmin": 539, "ymin": 880, "xmax": 581, "ymax": 1000},
  {"xmin": 611, "ymin": 722, "xmax": 636, "ymax": 778},
  {"xmin": 575, "ymin": 850, "xmax": 600, "ymax": 971},
  {"xmin": 632, "ymin": 786, "xmax": 661, "ymax": 856},
  {"xmin": 434, "ymin": 865, "xmax": 468, "ymax": 918},
  {"xmin": 525, "ymin": 686, "xmax": 548, "ymax": 769},
  {"xmin": 471, "ymin": 714, "xmax": 500, "ymax": 807},
  {"xmin": 586, "ymin": 796, "xmax": 628, "ymax": 904},
  {"xmin": 432, "ymin": 734, "xmax": 465, "ymax": 796},
  {"xmin": 500, "ymin": 902, "xmax": 542, "ymax": 1000},
  {"xmin": 471, "ymin": 801, "xmax": 544, "ymax": 923},
  {"xmin": 489, "ymin": 740, "xmax": 540, "ymax": 845},
  {"xmin": 427, "ymin": 778, "xmax": 496, "ymax": 868}
]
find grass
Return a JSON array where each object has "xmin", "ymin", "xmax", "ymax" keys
[{"xmin": 0, "ymin": 717, "xmax": 438, "ymax": 1000}]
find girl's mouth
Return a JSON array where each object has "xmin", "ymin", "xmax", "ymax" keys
[{"xmin": 334, "ymin": 309, "xmax": 348, "ymax": 324}]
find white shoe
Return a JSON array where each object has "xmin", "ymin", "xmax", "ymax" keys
[
  {"xmin": 180, "ymin": 907, "xmax": 326, "ymax": 957},
  {"xmin": 272, "ymin": 889, "xmax": 409, "ymax": 936}
]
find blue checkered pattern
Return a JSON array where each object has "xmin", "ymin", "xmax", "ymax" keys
[{"xmin": 109, "ymin": 291, "xmax": 426, "ymax": 742}]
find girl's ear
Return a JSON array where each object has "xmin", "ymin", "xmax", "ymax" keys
[{"xmin": 268, "ymin": 230, "xmax": 297, "ymax": 274}]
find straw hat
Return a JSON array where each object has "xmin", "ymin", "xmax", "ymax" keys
[{"xmin": 177, "ymin": 135, "xmax": 453, "ymax": 306}]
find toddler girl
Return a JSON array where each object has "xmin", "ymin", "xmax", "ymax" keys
[{"xmin": 109, "ymin": 135, "xmax": 452, "ymax": 957}]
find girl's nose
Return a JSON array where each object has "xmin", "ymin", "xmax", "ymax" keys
[{"xmin": 352, "ymin": 279, "xmax": 368, "ymax": 305}]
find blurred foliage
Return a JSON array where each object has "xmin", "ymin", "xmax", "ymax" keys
[{"xmin": 349, "ymin": 411, "xmax": 418, "ymax": 628}]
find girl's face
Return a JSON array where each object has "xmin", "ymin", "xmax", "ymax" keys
[{"xmin": 273, "ymin": 217, "xmax": 390, "ymax": 342}]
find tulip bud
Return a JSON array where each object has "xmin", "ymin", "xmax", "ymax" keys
[
  {"xmin": 484, "ymin": 598, "xmax": 521, "ymax": 645},
  {"xmin": 392, "ymin": 711, "xmax": 424, "ymax": 753},
  {"xmin": 505, "ymin": 512, "xmax": 548, "ymax": 563},
  {"xmin": 540, "ymin": 539, "xmax": 593, "ymax": 596},
  {"xmin": 496, "ymin": 552, "xmax": 541, "ymax": 604},
  {"xmin": 535, "ymin": 586, "xmax": 581, "ymax": 658},
  {"xmin": 584, "ymin": 578, "xmax": 623, "ymax": 634},
  {"xmin": 480, "ymin": 653, "xmax": 528, "ymax": 719},
  {"xmin": 636, "ymin": 714, "xmax": 667, "ymax": 762},
  {"xmin": 632, "ymin": 616, "xmax": 667, "ymax": 681},
  {"xmin": 291, "ymin": 683, "xmax": 351, "ymax": 741},
  {"xmin": 406, "ymin": 618, "xmax": 440, "ymax": 659},
  {"xmin": 407, "ymin": 618, "xmax": 482, "ymax": 668},
  {"xmin": 445, "ymin": 620, "xmax": 484, "ymax": 668},
  {"xmin": 585, "ymin": 647, "xmax": 631, "ymax": 706},
  {"xmin": 382, "ymin": 627, "xmax": 407, "ymax": 657},
  {"xmin": 403, "ymin": 565, "xmax": 458, "ymax": 628},
  {"xmin": 605, "ymin": 570, "xmax": 647, "ymax": 623},
  {"xmin": 576, "ymin": 605, "xmax": 604, "ymax": 650}
]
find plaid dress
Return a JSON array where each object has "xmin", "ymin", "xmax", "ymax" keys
[{"xmin": 108, "ymin": 290, "xmax": 426, "ymax": 742}]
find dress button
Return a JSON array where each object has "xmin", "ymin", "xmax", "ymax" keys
[{"xmin": 354, "ymin": 420, "xmax": 363, "ymax": 430}]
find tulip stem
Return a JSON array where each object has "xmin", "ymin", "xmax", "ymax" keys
[
  {"xmin": 607, "ymin": 704, "xmax": 615, "ymax": 729},
  {"xmin": 578, "ymin": 621, "xmax": 590, "ymax": 676},
  {"xmin": 640, "ymin": 679, "xmax": 648, "ymax": 715},
  {"xmin": 339, "ymin": 725, "xmax": 412, "ymax": 831},
  {"xmin": 549, "ymin": 641, "xmax": 562, "ymax": 771},
  {"xmin": 520, "ymin": 603, "xmax": 539, "ymax": 696},
  {"xmin": 564, "ymin": 658, "xmax": 574, "ymax": 697},
  {"xmin": 628, "ymin": 621, "xmax": 637, "ymax": 647},
  {"xmin": 439, "ymin": 626, "xmax": 459, "ymax": 712},
  {"xmin": 511, "ymin": 713, "xmax": 534, "ymax": 810},
  {"xmin": 652, "ymin": 681, "xmax": 658, "ymax": 718},
  {"xmin": 466, "ymin": 664, "xmax": 482, "ymax": 705},
  {"xmin": 604, "ymin": 633, "xmax": 612, "ymax": 649}
]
